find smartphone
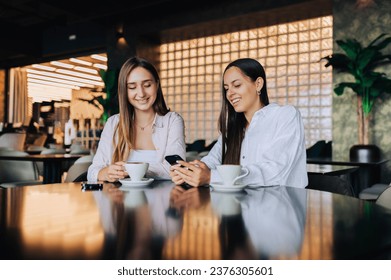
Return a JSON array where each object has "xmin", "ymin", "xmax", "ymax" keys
[
  {"xmin": 81, "ymin": 181, "xmax": 103, "ymax": 191},
  {"xmin": 165, "ymin": 154, "xmax": 185, "ymax": 166},
  {"xmin": 165, "ymin": 155, "xmax": 192, "ymax": 189}
]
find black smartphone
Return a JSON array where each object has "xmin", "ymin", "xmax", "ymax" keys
[
  {"xmin": 81, "ymin": 181, "xmax": 103, "ymax": 191},
  {"xmin": 165, "ymin": 154, "xmax": 185, "ymax": 166},
  {"xmin": 165, "ymin": 155, "xmax": 192, "ymax": 189}
]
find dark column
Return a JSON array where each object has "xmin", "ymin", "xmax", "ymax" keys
[{"xmin": 106, "ymin": 25, "xmax": 137, "ymax": 71}]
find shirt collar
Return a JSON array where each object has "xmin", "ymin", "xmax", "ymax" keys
[
  {"xmin": 253, "ymin": 102, "xmax": 277, "ymax": 120},
  {"xmin": 152, "ymin": 113, "xmax": 164, "ymax": 128}
]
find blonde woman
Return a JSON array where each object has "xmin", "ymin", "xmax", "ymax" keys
[{"xmin": 88, "ymin": 57, "xmax": 186, "ymax": 182}]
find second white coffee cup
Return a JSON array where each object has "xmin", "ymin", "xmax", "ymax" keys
[
  {"xmin": 124, "ymin": 162, "xmax": 149, "ymax": 181},
  {"xmin": 216, "ymin": 164, "xmax": 249, "ymax": 186}
]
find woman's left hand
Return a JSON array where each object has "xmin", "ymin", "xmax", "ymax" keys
[{"xmin": 171, "ymin": 160, "xmax": 211, "ymax": 187}]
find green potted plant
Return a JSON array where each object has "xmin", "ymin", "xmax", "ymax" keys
[
  {"xmin": 96, "ymin": 68, "xmax": 119, "ymax": 124},
  {"xmin": 321, "ymin": 33, "xmax": 391, "ymax": 162}
]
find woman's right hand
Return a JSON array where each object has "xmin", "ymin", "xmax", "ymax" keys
[
  {"xmin": 170, "ymin": 160, "xmax": 211, "ymax": 187},
  {"xmin": 169, "ymin": 164, "xmax": 186, "ymax": 185},
  {"xmin": 98, "ymin": 161, "xmax": 127, "ymax": 182}
]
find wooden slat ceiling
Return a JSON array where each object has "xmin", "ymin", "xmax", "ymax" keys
[{"xmin": 23, "ymin": 53, "xmax": 107, "ymax": 102}]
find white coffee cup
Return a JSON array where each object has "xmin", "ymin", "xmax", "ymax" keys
[
  {"xmin": 124, "ymin": 190, "xmax": 147, "ymax": 209},
  {"xmin": 216, "ymin": 164, "xmax": 249, "ymax": 186},
  {"xmin": 124, "ymin": 162, "xmax": 149, "ymax": 181}
]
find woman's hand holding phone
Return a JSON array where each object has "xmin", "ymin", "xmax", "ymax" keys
[
  {"xmin": 166, "ymin": 155, "xmax": 211, "ymax": 187},
  {"xmin": 166, "ymin": 155, "xmax": 192, "ymax": 188},
  {"xmin": 165, "ymin": 155, "xmax": 185, "ymax": 166}
]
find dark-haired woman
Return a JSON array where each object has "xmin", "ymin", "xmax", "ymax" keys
[
  {"xmin": 88, "ymin": 57, "xmax": 186, "ymax": 182},
  {"xmin": 170, "ymin": 58, "xmax": 307, "ymax": 188}
]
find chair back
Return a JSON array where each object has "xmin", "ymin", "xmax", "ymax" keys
[
  {"xmin": 26, "ymin": 145, "xmax": 46, "ymax": 153},
  {"xmin": 65, "ymin": 161, "xmax": 92, "ymax": 182},
  {"xmin": 32, "ymin": 134, "xmax": 47, "ymax": 146},
  {"xmin": 41, "ymin": 148, "xmax": 66, "ymax": 154},
  {"xmin": 306, "ymin": 140, "xmax": 332, "ymax": 158},
  {"xmin": 0, "ymin": 150, "xmax": 39, "ymax": 183},
  {"xmin": 376, "ymin": 187, "xmax": 391, "ymax": 210},
  {"xmin": 204, "ymin": 140, "xmax": 217, "ymax": 151},
  {"xmin": 186, "ymin": 139, "xmax": 206, "ymax": 153},
  {"xmin": 74, "ymin": 155, "xmax": 94, "ymax": 164},
  {"xmin": 0, "ymin": 133, "xmax": 26, "ymax": 151},
  {"xmin": 359, "ymin": 183, "xmax": 390, "ymax": 200},
  {"xmin": 70, "ymin": 147, "xmax": 91, "ymax": 155}
]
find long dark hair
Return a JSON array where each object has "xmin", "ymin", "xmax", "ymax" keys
[
  {"xmin": 219, "ymin": 58, "xmax": 269, "ymax": 164},
  {"xmin": 112, "ymin": 56, "xmax": 170, "ymax": 162}
]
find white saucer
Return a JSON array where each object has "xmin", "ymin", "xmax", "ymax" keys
[
  {"xmin": 210, "ymin": 182, "xmax": 246, "ymax": 192},
  {"xmin": 119, "ymin": 178, "xmax": 154, "ymax": 188}
]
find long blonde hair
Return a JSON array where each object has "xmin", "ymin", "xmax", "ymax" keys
[{"xmin": 112, "ymin": 57, "xmax": 169, "ymax": 163}]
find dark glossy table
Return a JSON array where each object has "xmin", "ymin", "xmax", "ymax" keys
[
  {"xmin": 0, "ymin": 154, "xmax": 82, "ymax": 183},
  {"xmin": 307, "ymin": 157, "xmax": 389, "ymax": 194},
  {"xmin": 306, "ymin": 164, "xmax": 359, "ymax": 176},
  {"xmin": 1, "ymin": 181, "xmax": 391, "ymax": 260}
]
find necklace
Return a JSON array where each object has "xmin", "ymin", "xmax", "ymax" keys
[{"xmin": 136, "ymin": 118, "xmax": 154, "ymax": 131}]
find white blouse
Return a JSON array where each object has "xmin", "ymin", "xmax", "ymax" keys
[
  {"xmin": 128, "ymin": 150, "xmax": 158, "ymax": 163},
  {"xmin": 202, "ymin": 103, "xmax": 308, "ymax": 188},
  {"xmin": 87, "ymin": 112, "xmax": 186, "ymax": 181}
]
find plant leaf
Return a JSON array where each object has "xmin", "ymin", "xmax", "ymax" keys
[
  {"xmin": 370, "ymin": 34, "xmax": 391, "ymax": 50},
  {"xmin": 321, "ymin": 53, "xmax": 352, "ymax": 72},
  {"xmin": 334, "ymin": 82, "xmax": 361, "ymax": 96},
  {"xmin": 367, "ymin": 33, "xmax": 387, "ymax": 47},
  {"xmin": 337, "ymin": 39, "xmax": 361, "ymax": 60},
  {"xmin": 356, "ymin": 48, "xmax": 378, "ymax": 70},
  {"xmin": 367, "ymin": 54, "xmax": 391, "ymax": 70},
  {"xmin": 360, "ymin": 72, "xmax": 382, "ymax": 87}
]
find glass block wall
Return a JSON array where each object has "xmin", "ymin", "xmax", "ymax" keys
[{"xmin": 160, "ymin": 16, "xmax": 333, "ymax": 147}]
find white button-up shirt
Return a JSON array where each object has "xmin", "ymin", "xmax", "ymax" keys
[
  {"xmin": 202, "ymin": 103, "xmax": 308, "ymax": 188},
  {"xmin": 87, "ymin": 112, "xmax": 186, "ymax": 181}
]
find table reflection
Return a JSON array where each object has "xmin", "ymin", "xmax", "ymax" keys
[
  {"xmin": 1, "ymin": 181, "xmax": 391, "ymax": 259},
  {"xmin": 239, "ymin": 187, "xmax": 306, "ymax": 259}
]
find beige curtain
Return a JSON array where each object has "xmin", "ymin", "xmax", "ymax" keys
[{"xmin": 8, "ymin": 68, "xmax": 29, "ymax": 126}]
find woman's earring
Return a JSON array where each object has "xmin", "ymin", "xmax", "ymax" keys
[{"xmin": 257, "ymin": 90, "xmax": 261, "ymax": 95}]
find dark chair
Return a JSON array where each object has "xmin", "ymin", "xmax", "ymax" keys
[
  {"xmin": 306, "ymin": 140, "xmax": 332, "ymax": 158},
  {"xmin": 64, "ymin": 161, "xmax": 92, "ymax": 182},
  {"xmin": 306, "ymin": 174, "xmax": 354, "ymax": 196},
  {"xmin": 359, "ymin": 182, "xmax": 390, "ymax": 201},
  {"xmin": 72, "ymin": 171, "xmax": 88, "ymax": 182},
  {"xmin": 376, "ymin": 186, "xmax": 391, "ymax": 210},
  {"xmin": 186, "ymin": 139, "xmax": 206, "ymax": 153},
  {"xmin": 204, "ymin": 140, "xmax": 217, "ymax": 152},
  {"xmin": 0, "ymin": 150, "xmax": 42, "ymax": 187},
  {"xmin": 0, "ymin": 132, "xmax": 26, "ymax": 151}
]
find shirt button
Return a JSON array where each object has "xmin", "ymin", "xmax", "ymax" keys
[{"xmin": 242, "ymin": 156, "xmax": 245, "ymax": 159}]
